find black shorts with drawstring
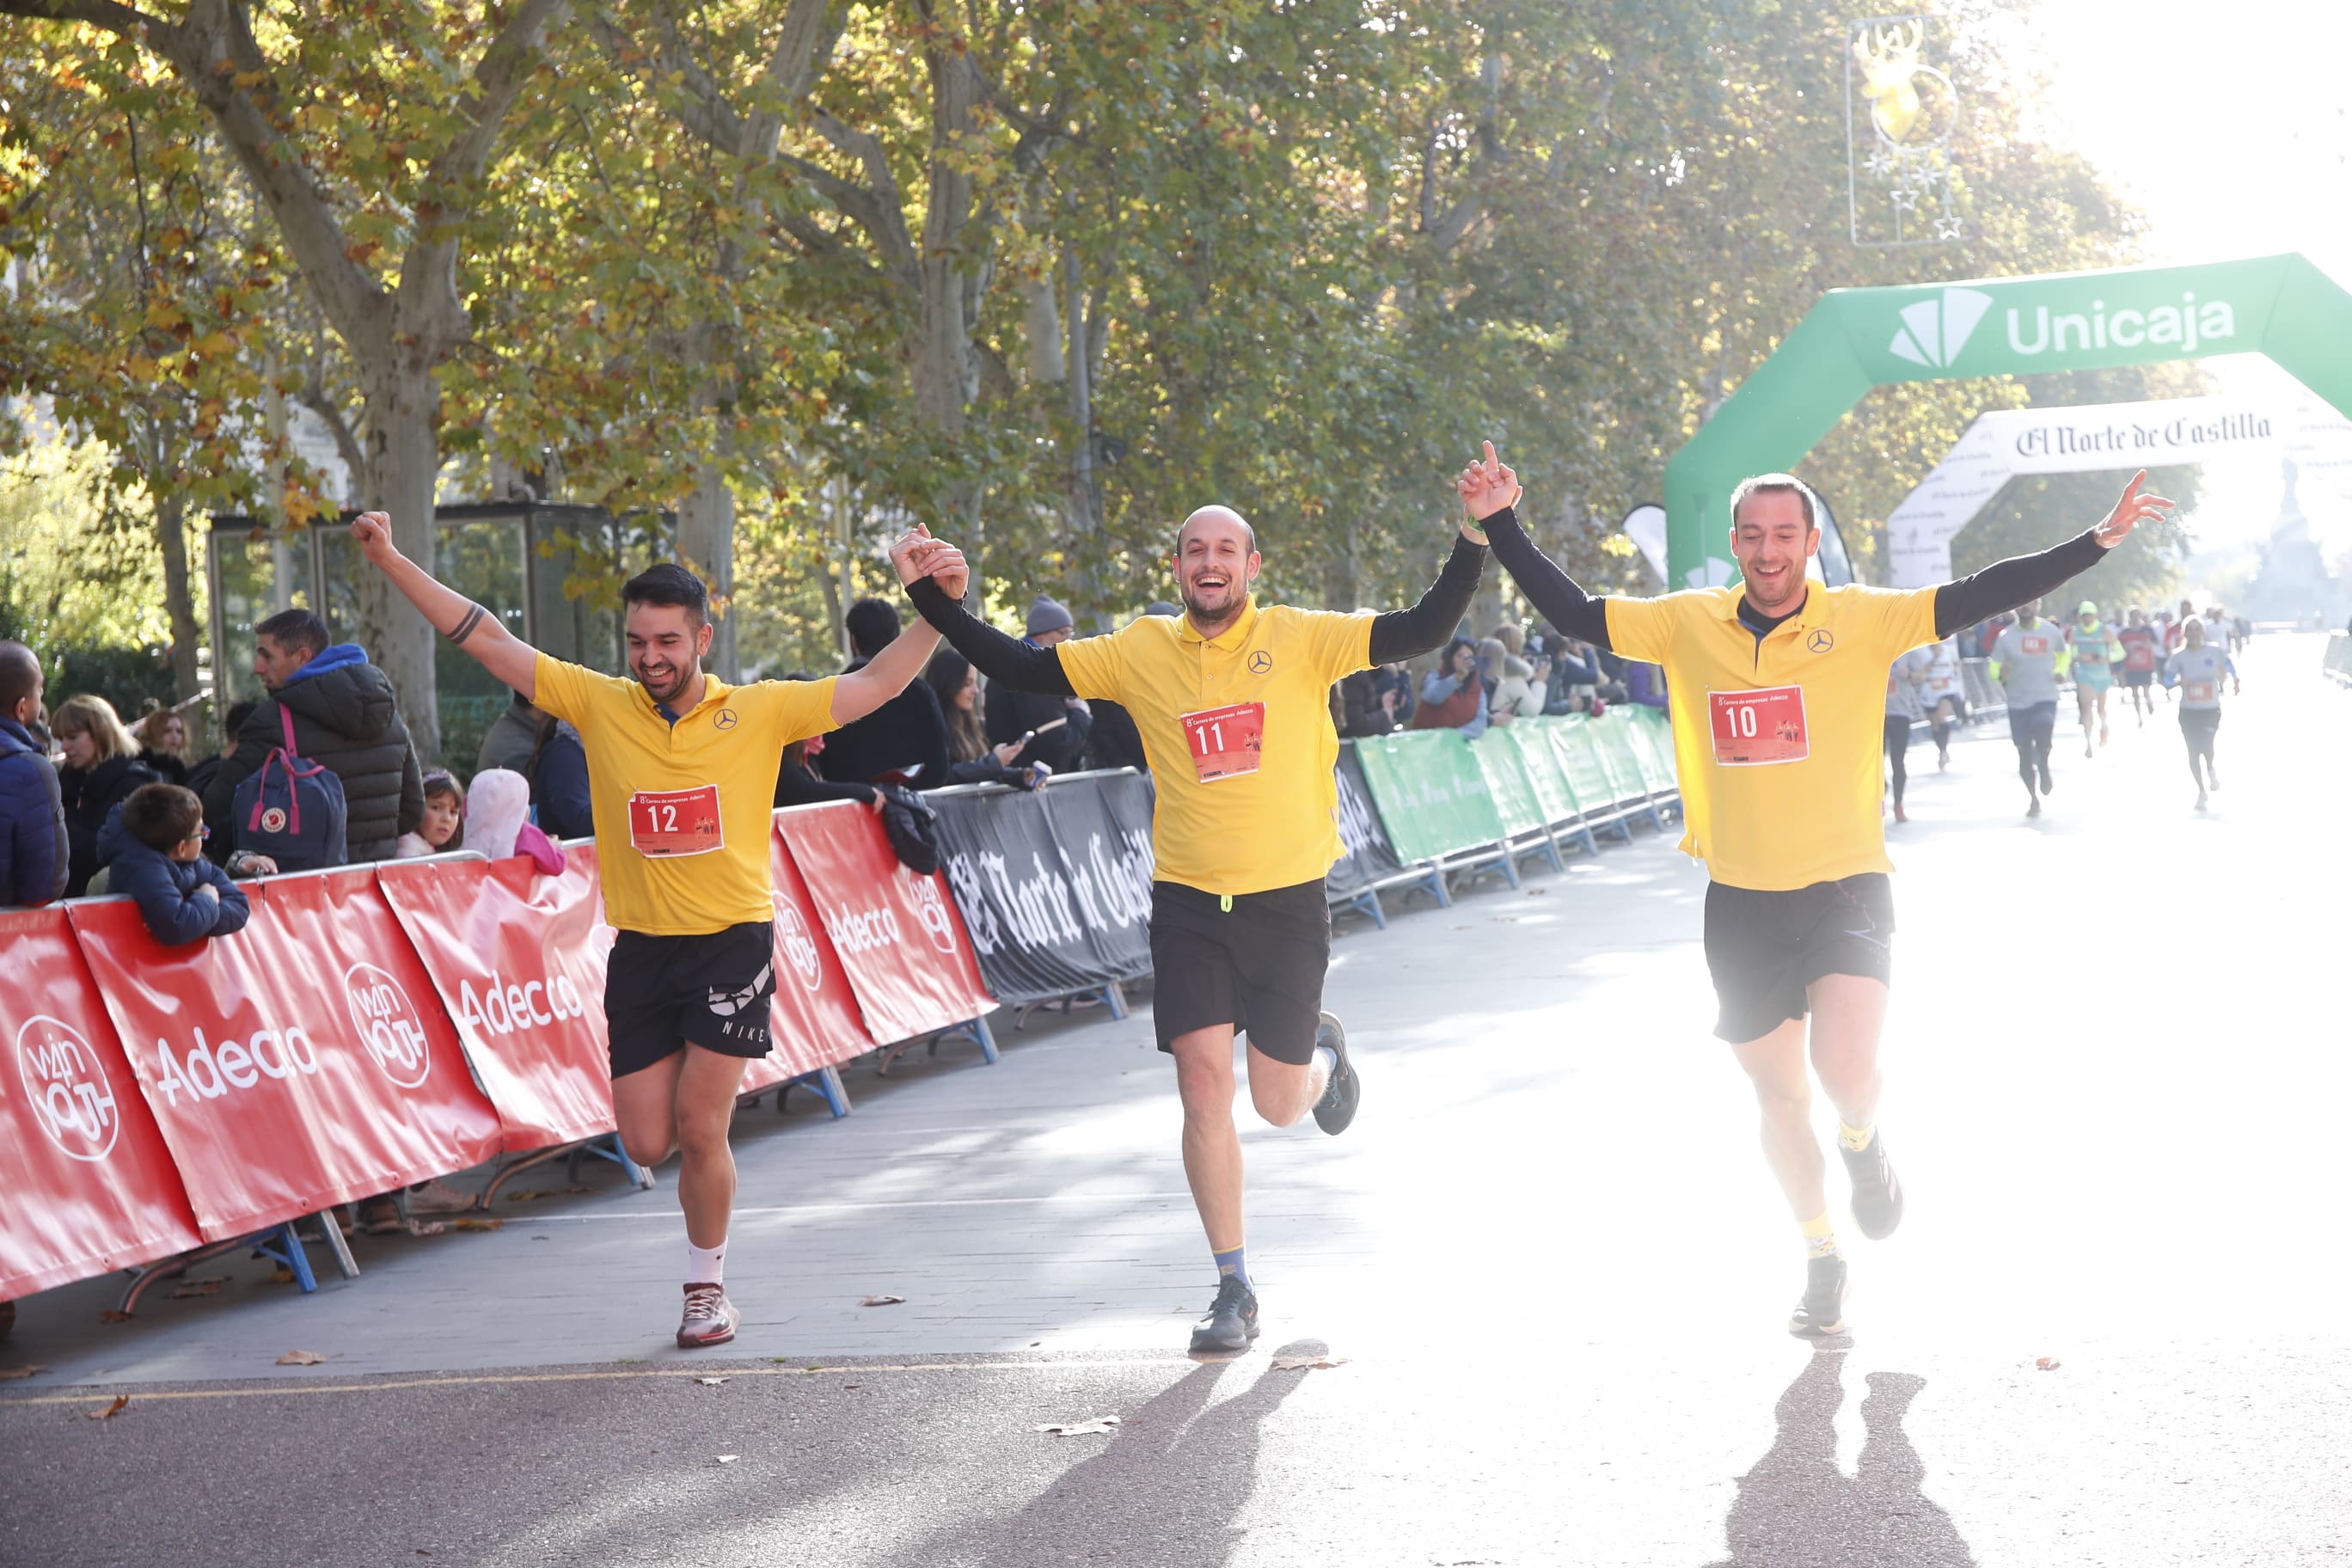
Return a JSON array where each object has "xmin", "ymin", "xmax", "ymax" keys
[
  {"xmin": 1702, "ymin": 875, "xmax": 1895, "ymax": 1045},
  {"xmin": 1148, "ymin": 879, "xmax": 1330, "ymax": 1066},
  {"xmin": 604, "ymin": 921, "xmax": 776, "ymax": 1078}
]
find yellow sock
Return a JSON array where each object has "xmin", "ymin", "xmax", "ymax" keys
[
  {"xmin": 1802, "ymin": 1212, "xmax": 1840, "ymax": 1260},
  {"xmin": 1837, "ymin": 1119, "xmax": 1876, "ymax": 1154}
]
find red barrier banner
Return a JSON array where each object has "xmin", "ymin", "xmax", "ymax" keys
[
  {"xmin": 70, "ymin": 870, "xmax": 505, "ymax": 1241},
  {"xmin": 749, "ymin": 819, "xmax": 878, "ymax": 1093},
  {"xmin": 775, "ymin": 802, "xmax": 995, "ymax": 1044},
  {"xmin": 0, "ymin": 909, "xmax": 204, "ymax": 1298},
  {"xmin": 377, "ymin": 852, "xmax": 619, "ymax": 1150}
]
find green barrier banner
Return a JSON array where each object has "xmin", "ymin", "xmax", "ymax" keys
[
  {"xmin": 1500, "ymin": 722, "xmax": 1584, "ymax": 825},
  {"xmin": 1541, "ymin": 716, "xmax": 1624, "ymax": 816},
  {"xmin": 1470, "ymin": 729, "xmax": 1548, "ymax": 838},
  {"xmin": 1617, "ymin": 708, "xmax": 1679, "ymax": 795},
  {"xmin": 1350, "ymin": 730, "xmax": 1508, "ymax": 863},
  {"xmin": 1582, "ymin": 715, "xmax": 1652, "ymax": 805}
]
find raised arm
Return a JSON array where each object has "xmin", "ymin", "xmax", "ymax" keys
[
  {"xmin": 892, "ymin": 532, "xmax": 1078, "ymax": 698},
  {"xmin": 1457, "ymin": 443, "xmax": 1614, "ymax": 646},
  {"xmin": 350, "ymin": 513, "xmax": 540, "ymax": 700},
  {"xmin": 830, "ymin": 619, "xmax": 942, "ymax": 726},
  {"xmin": 1368, "ymin": 531, "xmax": 1489, "ymax": 664},
  {"xmin": 1932, "ymin": 472, "xmax": 2172, "ymax": 639}
]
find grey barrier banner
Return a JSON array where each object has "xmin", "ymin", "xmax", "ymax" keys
[{"xmin": 926, "ymin": 770, "xmax": 1157, "ymax": 1005}]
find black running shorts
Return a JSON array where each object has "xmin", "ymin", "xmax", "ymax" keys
[
  {"xmin": 1702, "ymin": 875, "xmax": 1895, "ymax": 1045},
  {"xmin": 1148, "ymin": 879, "xmax": 1331, "ymax": 1066},
  {"xmin": 604, "ymin": 921, "xmax": 776, "ymax": 1078}
]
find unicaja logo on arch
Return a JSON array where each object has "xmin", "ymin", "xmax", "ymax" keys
[{"xmin": 1890, "ymin": 283, "xmax": 2240, "ymax": 371}]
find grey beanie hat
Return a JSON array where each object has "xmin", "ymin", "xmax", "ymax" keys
[{"xmin": 1025, "ymin": 595, "xmax": 1075, "ymax": 637}]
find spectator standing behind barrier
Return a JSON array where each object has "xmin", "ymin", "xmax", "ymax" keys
[
  {"xmin": 53, "ymin": 695, "xmax": 158, "ymax": 897},
  {"xmin": 132, "ymin": 704, "xmax": 193, "ymax": 785},
  {"xmin": 924, "ymin": 649, "xmax": 1048, "ymax": 787},
  {"xmin": 819, "ymin": 597, "xmax": 953, "ymax": 787},
  {"xmin": 201, "ymin": 609, "xmax": 425, "ymax": 862},
  {"xmin": 986, "ymin": 596, "xmax": 1093, "ymax": 773},
  {"xmin": 1412, "ymin": 636, "xmax": 1490, "ymax": 738},
  {"xmin": 478, "ymin": 690, "xmax": 593, "ymax": 837},
  {"xmin": 181, "ymin": 699, "xmax": 254, "ymax": 813},
  {"xmin": 98, "ymin": 784, "xmax": 248, "ymax": 946},
  {"xmin": 1370, "ymin": 660, "xmax": 1418, "ymax": 726},
  {"xmin": 1087, "ymin": 602, "xmax": 1181, "ymax": 770},
  {"xmin": 395, "ymin": 771, "xmax": 466, "ymax": 857},
  {"xmin": 1486, "ymin": 642, "xmax": 1546, "ymax": 725},
  {"xmin": 475, "ymin": 690, "xmax": 546, "ymax": 775},
  {"xmin": 1332, "ymin": 666, "xmax": 1396, "ymax": 738},
  {"xmin": 0, "ymin": 641, "xmax": 68, "ymax": 908}
]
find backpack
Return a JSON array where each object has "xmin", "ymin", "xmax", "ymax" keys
[{"xmin": 231, "ymin": 704, "xmax": 349, "ymax": 871}]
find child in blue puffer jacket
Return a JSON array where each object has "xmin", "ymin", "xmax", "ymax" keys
[{"xmin": 99, "ymin": 784, "xmax": 249, "ymax": 946}]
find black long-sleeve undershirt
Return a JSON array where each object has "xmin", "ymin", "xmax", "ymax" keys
[
  {"xmin": 903, "ymin": 531, "xmax": 1489, "ymax": 695},
  {"xmin": 1481, "ymin": 504, "xmax": 2109, "ymax": 648}
]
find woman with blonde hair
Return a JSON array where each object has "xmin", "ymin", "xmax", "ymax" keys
[
  {"xmin": 52, "ymin": 694, "xmax": 156, "ymax": 895},
  {"xmin": 132, "ymin": 702, "xmax": 193, "ymax": 785}
]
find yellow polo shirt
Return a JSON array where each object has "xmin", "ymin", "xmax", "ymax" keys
[
  {"xmin": 1057, "ymin": 599, "xmax": 1375, "ymax": 896},
  {"xmin": 1605, "ymin": 585, "xmax": 1939, "ymax": 891},
  {"xmin": 533, "ymin": 654, "xmax": 837, "ymax": 935}
]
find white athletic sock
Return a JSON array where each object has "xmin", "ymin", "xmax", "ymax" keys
[
  {"xmin": 686, "ymin": 1240, "xmax": 726, "ymax": 1286},
  {"xmin": 1312, "ymin": 1044, "xmax": 1338, "ymax": 1095}
]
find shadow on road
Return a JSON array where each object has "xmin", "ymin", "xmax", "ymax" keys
[
  {"xmin": 1708, "ymin": 1348, "xmax": 1974, "ymax": 1567},
  {"xmin": 883, "ymin": 1351, "xmax": 1308, "ymax": 1567}
]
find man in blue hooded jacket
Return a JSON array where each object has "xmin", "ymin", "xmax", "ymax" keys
[{"xmin": 0, "ymin": 640, "xmax": 68, "ymax": 907}]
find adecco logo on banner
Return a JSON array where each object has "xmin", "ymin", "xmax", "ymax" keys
[
  {"xmin": 344, "ymin": 963, "xmax": 432, "ymax": 1089},
  {"xmin": 773, "ymin": 893, "xmax": 825, "ymax": 993},
  {"xmin": 1890, "ymin": 284, "xmax": 2241, "ymax": 371},
  {"xmin": 453, "ymin": 968, "xmax": 591, "ymax": 1040},
  {"xmin": 15, "ymin": 1014, "xmax": 119, "ymax": 1161}
]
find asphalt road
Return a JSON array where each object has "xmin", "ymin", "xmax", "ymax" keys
[{"xmin": 4, "ymin": 634, "xmax": 2347, "ymax": 1568}]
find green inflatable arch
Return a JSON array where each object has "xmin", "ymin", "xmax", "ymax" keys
[{"xmin": 1664, "ymin": 253, "xmax": 2352, "ymax": 589}]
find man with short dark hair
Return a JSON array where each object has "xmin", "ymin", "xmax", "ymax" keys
[
  {"xmin": 0, "ymin": 640, "xmax": 68, "ymax": 908},
  {"xmin": 349, "ymin": 517, "xmax": 944, "ymax": 1349},
  {"xmin": 814, "ymin": 597, "xmax": 952, "ymax": 787},
  {"xmin": 1474, "ymin": 442, "xmax": 2171, "ymax": 1338},
  {"xmin": 201, "ymin": 608, "xmax": 425, "ymax": 861}
]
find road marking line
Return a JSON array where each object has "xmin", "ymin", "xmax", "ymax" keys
[{"xmin": 0, "ymin": 1357, "xmax": 1216, "ymax": 1407}]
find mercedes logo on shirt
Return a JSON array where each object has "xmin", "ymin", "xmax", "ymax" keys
[
  {"xmin": 1249, "ymin": 651, "xmax": 1274, "ymax": 675},
  {"xmin": 714, "ymin": 708, "xmax": 739, "ymax": 730},
  {"xmin": 1805, "ymin": 629, "xmax": 1835, "ymax": 653}
]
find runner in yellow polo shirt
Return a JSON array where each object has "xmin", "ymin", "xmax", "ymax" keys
[
  {"xmin": 891, "ymin": 505, "xmax": 1486, "ymax": 1353},
  {"xmin": 349, "ymin": 512, "xmax": 942, "ymax": 1350},
  {"xmin": 1463, "ymin": 443, "xmax": 2171, "ymax": 1338}
]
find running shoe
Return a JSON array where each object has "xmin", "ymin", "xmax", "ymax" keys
[
  {"xmin": 2037, "ymin": 760, "xmax": 2055, "ymax": 793},
  {"xmin": 1188, "ymin": 1276, "xmax": 1261, "ymax": 1354},
  {"xmin": 2027, "ymin": 797, "xmax": 2042, "ymax": 818},
  {"xmin": 405, "ymin": 1178, "xmax": 478, "ymax": 1216},
  {"xmin": 677, "ymin": 1283, "xmax": 741, "ymax": 1348},
  {"xmin": 1841, "ymin": 1133, "xmax": 1905, "ymax": 1240},
  {"xmin": 1311, "ymin": 1012, "xmax": 1361, "ymax": 1136},
  {"xmin": 1789, "ymin": 1255, "xmax": 1849, "ymax": 1338}
]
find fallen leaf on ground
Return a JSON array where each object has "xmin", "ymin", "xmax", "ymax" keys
[
  {"xmin": 168, "ymin": 1279, "xmax": 224, "ymax": 1299},
  {"xmin": 842, "ymin": 1383, "xmax": 861, "ymax": 1390},
  {"xmin": 1035, "ymin": 1415, "xmax": 1121, "ymax": 1436},
  {"xmin": 452, "ymin": 1217, "xmax": 503, "ymax": 1232},
  {"xmin": 1525, "ymin": 886, "xmax": 1549, "ymax": 896},
  {"xmin": 98, "ymin": 1309, "xmax": 132, "ymax": 1324},
  {"xmin": 858, "ymin": 1295, "xmax": 906, "ymax": 1308},
  {"xmin": 714, "ymin": 1455, "xmax": 739, "ymax": 1465},
  {"xmin": 1271, "ymin": 1354, "xmax": 1351, "ymax": 1372},
  {"xmin": 2035, "ymin": 1357, "xmax": 2061, "ymax": 1371},
  {"xmin": 85, "ymin": 1394, "xmax": 129, "ymax": 1420},
  {"xmin": 694, "ymin": 1376, "xmax": 727, "ymax": 1387},
  {"xmin": 504, "ymin": 1190, "xmax": 553, "ymax": 1203},
  {"xmin": 276, "ymin": 1350, "xmax": 327, "ymax": 1366},
  {"xmin": 0, "ymin": 1365, "xmax": 45, "ymax": 1381},
  {"xmin": 269, "ymin": 1266, "xmax": 295, "ymax": 1285},
  {"xmin": 564, "ymin": 1185, "xmax": 592, "ymax": 1194}
]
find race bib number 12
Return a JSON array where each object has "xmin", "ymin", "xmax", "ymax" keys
[
  {"xmin": 628, "ymin": 785, "xmax": 723, "ymax": 857},
  {"xmin": 1709, "ymin": 686, "xmax": 1810, "ymax": 766},
  {"xmin": 1180, "ymin": 702, "xmax": 1266, "ymax": 783}
]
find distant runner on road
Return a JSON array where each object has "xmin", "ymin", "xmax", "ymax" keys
[
  {"xmin": 2164, "ymin": 616, "xmax": 2239, "ymax": 811},
  {"xmin": 1883, "ymin": 648, "xmax": 1932, "ymax": 824},
  {"xmin": 892, "ymin": 503, "xmax": 1485, "ymax": 1355},
  {"xmin": 1469, "ymin": 444, "xmax": 2168, "ymax": 1337},
  {"xmin": 2116, "ymin": 607, "xmax": 2161, "ymax": 726},
  {"xmin": 351, "ymin": 512, "xmax": 942, "ymax": 1350},
  {"xmin": 1991, "ymin": 603, "xmax": 2067, "ymax": 818},
  {"xmin": 2064, "ymin": 601, "xmax": 2120, "ymax": 757}
]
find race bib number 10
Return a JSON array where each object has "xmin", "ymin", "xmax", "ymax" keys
[
  {"xmin": 1709, "ymin": 686, "xmax": 1810, "ymax": 766},
  {"xmin": 1180, "ymin": 701, "xmax": 1266, "ymax": 783},
  {"xmin": 628, "ymin": 785, "xmax": 723, "ymax": 857}
]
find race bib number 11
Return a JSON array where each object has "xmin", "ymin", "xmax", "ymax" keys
[
  {"xmin": 1180, "ymin": 701, "xmax": 1266, "ymax": 783},
  {"xmin": 628, "ymin": 785, "xmax": 723, "ymax": 857},
  {"xmin": 1710, "ymin": 686, "xmax": 1810, "ymax": 766}
]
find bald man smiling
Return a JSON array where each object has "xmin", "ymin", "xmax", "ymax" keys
[{"xmin": 892, "ymin": 498, "xmax": 1488, "ymax": 1353}]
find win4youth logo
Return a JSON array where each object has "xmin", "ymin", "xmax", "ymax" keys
[{"xmin": 1887, "ymin": 286, "xmax": 1992, "ymax": 369}]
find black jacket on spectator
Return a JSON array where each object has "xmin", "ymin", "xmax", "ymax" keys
[
  {"xmin": 138, "ymin": 747, "xmax": 189, "ymax": 787},
  {"xmin": 1086, "ymin": 699, "xmax": 1148, "ymax": 773},
  {"xmin": 1334, "ymin": 671, "xmax": 1395, "ymax": 738},
  {"xmin": 985, "ymin": 669, "xmax": 1091, "ymax": 775},
  {"xmin": 201, "ymin": 644, "xmax": 425, "ymax": 863},
  {"xmin": 0, "ymin": 715, "xmax": 68, "ymax": 907},
  {"xmin": 475, "ymin": 694, "xmax": 543, "ymax": 776},
  {"xmin": 819, "ymin": 658, "xmax": 952, "ymax": 787},
  {"xmin": 59, "ymin": 753, "xmax": 158, "ymax": 897},
  {"xmin": 529, "ymin": 720, "xmax": 595, "ymax": 840}
]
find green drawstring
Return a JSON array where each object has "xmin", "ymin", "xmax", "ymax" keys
[{"xmin": 1220, "ymin": 894, "xmax": 1233, "ymax": 913}]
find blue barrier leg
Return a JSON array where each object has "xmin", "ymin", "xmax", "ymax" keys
[
  {"xmin": 581, "ymin": 1132, "xmax": 656, "ymax": 1190},
  {"xmin": 252, "ymin": 1222, "xmax": 319, "ymax": 1295},
  {"xmin": 1423, "ymin": 866, "xmax": 1453, "ymax": 908},
  {"xmin": 1495, "ymin": 852, "xmax": 1522, "ymax": 889},
  {"xmin": 968, "ymin": 1015, "xmax": 1001, "ymax": 1064},
  {"xmin": 786, "ymin": 1064, "xmax": 853, "ymax": 1118},
  {"xmin": 1349, "ymin": 889, "xmax": 1387, "ymax": 929},
  {"xmin": 1101, "ymin": 983, "xmax": 1130, "ymax": 1021},
  {"xmin": 1539, "ymin": 834, "xmax": 1565, "ymax": 873}
]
